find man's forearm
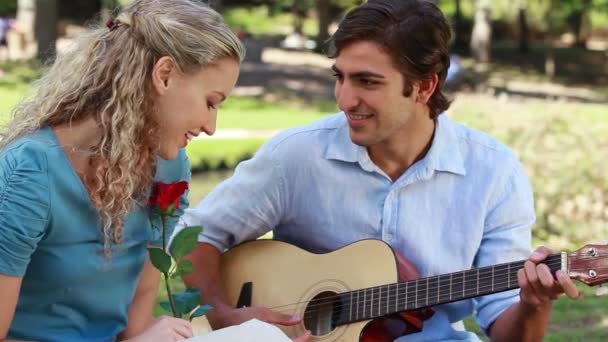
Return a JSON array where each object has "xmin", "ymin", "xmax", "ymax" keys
[
  {"xmin": 182, "ymin": 242, "xmax": 233, "ymax": 329},
  {"xmin": 490, "ymin": 301, "xmax": 552, "ymax": 342}
]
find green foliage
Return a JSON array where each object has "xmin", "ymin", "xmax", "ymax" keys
[
  {"xmin": 0, "ymin": 0, "xmax": 16, "ymax": 17},
  {"xmin": 148, "ymin": 248, "xmax": 172, "ymax": 273},
  {"xmin": 186, "ymin": 138, "xmax": 267, "ymax": 172},
  {"xmin": 223, "ymin": 5, "xmax": 317, "ymax": 36},
  {"xmin": 450, "ymin": 94, "xmax": 608, "ymax": 251},
  {"xmin": 171, "ymin": 226, "xmax": 203, "ymax": 260}
]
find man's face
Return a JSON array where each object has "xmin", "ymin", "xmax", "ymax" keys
[{"xmin": 333, "ymin": 40, "xmax": 424, "ymax": 148}]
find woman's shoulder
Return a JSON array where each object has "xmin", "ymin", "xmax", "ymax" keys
[{"xmin": 0, "ymin": 128, "xmax": 58, "ymax": 173}]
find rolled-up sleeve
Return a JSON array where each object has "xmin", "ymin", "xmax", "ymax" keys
[
  {"xmin": 0, "ymin": 145, "xmax": 50, "ymax": 276},
  {"xmin": 473, "ymin": 159, "xmax": 536, "ymax": 333},
  {"xmin": 177, "ymin": 144, "xmax": 284, "ymax": 252}
]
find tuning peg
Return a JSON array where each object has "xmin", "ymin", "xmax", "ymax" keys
[{"xmin": 595, "ymin": 284, "xmax": 608, "ymax": 297}]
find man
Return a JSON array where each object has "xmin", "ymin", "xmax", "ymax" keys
[{"xmin": 179, "ymin": 0, "xmax": 579, "ymax": 340}]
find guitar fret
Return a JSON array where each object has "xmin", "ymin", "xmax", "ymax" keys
[
  {"xmin": 394, "ymin": 283, "xmax": 399, "ymax": 312},
  {"xmin": 476, "ymin": 268, "xmax": 479, "ymax": 296},
  {"xmin": 449, "ymin": 273, "xmax": 453, "ymax": 301},
  {"xmin": 403, "ymin": 281, "xmax": 410, "ymax": 311},
  {"xmin": 377, "ymin": 286, "xmax": 381, "ymax": 316},
  {"xmin": 426, "ymin": 278, "xmax": 429, "ymax": 306},
  {"xmin": 357, "ymin": 290, "xmax": 361, "ymax": 320},
  {"xmin": 367, "ymin": 287, "xmax": 372, "ymax": 319},
  {"xmin": 462, "ymin": 272, "xmax": 467, "ymax": 298},
  {"xmin": 349, "ymin": 291, "xmax": 353, "ymax": 322},
  {"xmin": 491, "ymin": 267, "xmax": 495, "ymax": 292}
]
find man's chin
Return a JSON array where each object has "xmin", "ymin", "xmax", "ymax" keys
[{"xmin": 348, "ymin": 132, "xmax": 373, "ymax": 147}]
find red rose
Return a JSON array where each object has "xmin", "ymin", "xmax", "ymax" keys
[{"xmin": 150, "ymin": 181, "xmax": 189, "ymax": 214}]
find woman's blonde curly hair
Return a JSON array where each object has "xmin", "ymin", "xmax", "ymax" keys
[{"xmin": 0, "ymin": 0, "xmax": 245, "ymax": 258}]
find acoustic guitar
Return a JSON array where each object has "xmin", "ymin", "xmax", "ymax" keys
[{"xmin": 219, "ymin": 239, "xmax": 607, "ymax": 341}]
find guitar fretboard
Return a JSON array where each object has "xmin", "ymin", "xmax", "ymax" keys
[{"xmin": 331, "ymin": 254, "xmax": 562, "ymax": 325}]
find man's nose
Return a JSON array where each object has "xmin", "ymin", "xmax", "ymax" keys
[{"xmin": 335, "ymin": 81, "xmax": 360, "ymax": 112}]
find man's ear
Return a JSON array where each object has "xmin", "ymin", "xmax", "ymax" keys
[
  {"xmin": 416, "ymin": 74, "xmax": 439, "ymax": 104},
  {"xmin": 152, "ymin": 56, "xmax": 177, "ymax": 95}
]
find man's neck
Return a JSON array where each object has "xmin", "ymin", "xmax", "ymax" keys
[{"xmin": 368, "ymin": 117, "xmax": 436, "ymax": 182}]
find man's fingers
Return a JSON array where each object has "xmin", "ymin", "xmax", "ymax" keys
[
  {"xmin": 530, "ymin": 246, "xmax": 554, "ymax": 263},
  {"xmin": 265, "ymin": 311, "xmax": 302, "ymax": 326},
  {"xmin": 556, "ymin": 270, "xmax": 581, "ymax": 299},
  {"xmin": 293, "ymin": 330, "xmax": 312, "ymax": 342}
]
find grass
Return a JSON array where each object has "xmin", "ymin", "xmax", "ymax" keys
[
  {"xmin": 217, "ymin": 96, "xmax": 334, "ymax": 130},
  {"xmin": 186, "ymin": 138, "xmax": 267, "ymax": 171}
]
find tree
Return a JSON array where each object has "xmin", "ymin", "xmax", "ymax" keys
[
  {"xmin": 207, "ymin": 0, "xmax": 223, "ymax": 13},
  {"xmin": 517, "ymin": 0, "xmax": 529, "ymax": 53},
  {"xmin": 470, "ymin": 0, "xmax": 491, "ymax": 69},
  {"xmin": 17, "ymin": 0, "xmax": 58, "ymax": 62},
  {"xmin": 316, "ymin": 0, "xmax": 331, "ymax": 48}
]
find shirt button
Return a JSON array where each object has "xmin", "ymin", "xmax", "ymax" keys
[{"xmin": 385, "ymin": 232, "xmax": 393, "ymax": 241}]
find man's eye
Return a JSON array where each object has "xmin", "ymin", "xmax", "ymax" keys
[
  {"xmin": 361, "ymin": 79, "xmax": 378, "ymax": 86},
  {"xmin": 332, "ymin": 73, "xmax": 343, "ymax": 80}
]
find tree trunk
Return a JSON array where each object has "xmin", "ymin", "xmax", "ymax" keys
[
  {"xmin": 518, "ymin": 0, "xmax": 529, "ymax": 53},
  {"xmin": 470, "ymin": 0, "xmax": 492, "ymax": 69},
  {"xmin": 544, "ymin": 0, "xmax": 556, "ymax": 78},
  {"xmin": 17, "ymin": 0, "xmax": 57, "ymax": 62},
  {"xmin": 453, "ymin": 0, "xmax": 467, "ymax": 49},
  {"xmin": 568, "ymin": 0, "xmax": 591, "ymax": 47},
  {"xmin": 207, "ymin": 0, "xmax": 222, "ymax": 13},
  {"xmin": 316, "ymin": 0, "xmax": 330, "ymax": 49},
  {"xmin": 292, "ymin": 1, "xmax": 307, "ymax": 35},
  {"xmin": 35, "ymin": 0, "xmax": 57, "ymax": 61}
]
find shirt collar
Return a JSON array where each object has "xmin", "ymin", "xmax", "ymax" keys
[{"xmin": 324, "ymin": 113, "xmax": 466, "ymax": 176}]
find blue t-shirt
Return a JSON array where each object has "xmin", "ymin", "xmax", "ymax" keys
[{"xmin": 0, "ymin": 127, "xmax": 190, "ymax": 341}]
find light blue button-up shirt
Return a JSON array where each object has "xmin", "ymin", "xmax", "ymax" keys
[{"xmin": 180, "ymin": 113, "xmax": 535, "ymax": 341}]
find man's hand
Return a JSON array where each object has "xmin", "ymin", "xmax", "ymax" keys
[
  {"xmin": 518, "ymin": 246, "xmax": 581, "ymax": 308},
  {"xmin": 212, "ymin": 305, "xmax": 311, "ymax": 341}
]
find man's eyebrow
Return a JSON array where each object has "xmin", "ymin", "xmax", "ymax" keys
[{"xmin": 331, "ymin": 65, "xmax": 385, "ymax": 79}]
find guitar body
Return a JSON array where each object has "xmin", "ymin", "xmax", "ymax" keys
[{"xmin": 220, "ymin": 239, "xmax": 406, "ymax": 341}]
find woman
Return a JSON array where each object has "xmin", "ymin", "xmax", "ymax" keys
[{"xmin": 0, "ymin": 0, "xmax": 243, "ymax": 340}]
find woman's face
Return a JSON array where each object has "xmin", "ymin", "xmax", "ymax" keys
[{"xmin": 152, "ymin": 57, "xmax": 240, "ymax": 160}]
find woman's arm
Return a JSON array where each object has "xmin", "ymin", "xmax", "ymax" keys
[
  {"xmin": 0, "ymin": 274, "xmax": 29, "ymax": 342},
  {"xmin": 117, "ymin": 257, "xmax": 161, "ymax": 340}
]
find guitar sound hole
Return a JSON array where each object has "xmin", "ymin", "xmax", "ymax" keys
[{"xmin": 303, "ymin": 291, "xmax": 342, "ymax": 336}]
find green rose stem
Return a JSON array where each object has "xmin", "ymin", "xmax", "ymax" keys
[{"xmin": 162, "ymin": 214, "xmax": 178, "ymax": 317}]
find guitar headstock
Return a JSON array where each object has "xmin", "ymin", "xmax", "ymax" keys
[{"xmin": 568, "ymin": 244, "xmax": 608, "ymax": 286}]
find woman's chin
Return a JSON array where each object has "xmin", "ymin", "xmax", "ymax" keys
[{"xmin": 157, "ymin": 147, "xmax": 179, "ymax": 161}]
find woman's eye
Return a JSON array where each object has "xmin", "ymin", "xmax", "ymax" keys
[{"xmin": 207, "ymin": 102, "xmax": 217, "ymax": 110}]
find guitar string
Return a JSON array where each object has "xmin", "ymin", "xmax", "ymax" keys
[
  {"xmin": 297, "ymin": 260, "xmax": 608, "ymax": 320},
  {"xmin": 263, "ymin": 255, "xmax": 602, "ymax": 317},
  {"xmin": 265, "ymin": 258, "xmax": 563, "ymax": 313},
  {"xmin": 277, "ymin": 253, "xmax": 608, "ymax": 315}
]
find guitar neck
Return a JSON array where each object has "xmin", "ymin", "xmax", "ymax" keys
[{"xmin": 335, "ymin": 253, "xmax": 564, "ymax": 325}]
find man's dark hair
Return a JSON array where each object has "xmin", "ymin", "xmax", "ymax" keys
[{"xmin": 329, "ymin": 0, "xmax": 453, "ymax": 119}]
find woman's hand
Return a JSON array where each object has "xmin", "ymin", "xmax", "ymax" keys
[{"xmin": 125, "ymin": 316, "xmax": 193, "ymax": 342}]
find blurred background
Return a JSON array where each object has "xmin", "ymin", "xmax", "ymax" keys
[{"xmin": 0, "ymin": 0, "xmax": 607, "ymax": 340}]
